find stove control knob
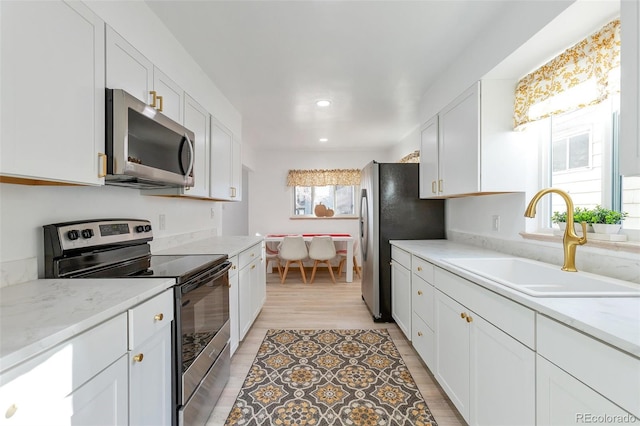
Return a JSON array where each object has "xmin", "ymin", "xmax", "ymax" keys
[
  {"xmin": 135, "ymin": 225, "xmax": 145, "ymax": 233},
  {"xmin": 81, "ymin": 229, "xmax": 94, "ymax": 239},
  {"xmin": 144, "ymin": 225, "xmax": 152, "ymax": 232},
  {"xmin": 67, "ymin": 230, "xmax": 80, "ymax": 241}
]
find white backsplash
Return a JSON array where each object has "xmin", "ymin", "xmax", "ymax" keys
[
  {"xmin": 448, "ymin": 230, "xmax": 640, "ymax": 284},
  {"xmin": 0, "ymin": 257, "xmax": 38, "ymax": 288}
]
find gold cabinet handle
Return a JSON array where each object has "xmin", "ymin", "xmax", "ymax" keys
[
  {"xmin": 466, "ymin": 315, "xmax": 473, "ymax": 323},
  {"xmin": 232, "ymin": 265, "xmax": 237, "ymax": 270},
  {"xmin": 431, "ymin": 181, "xmax": 437, "ymax": 194},
  {"xmin": 5, "ymin": 403, "xmax": 18, "ymax": 419},
  {"xmin": 133, "ymin": 353, "xmax": 144, "ymax": 362},
  {"xmin": 154, "ymin": 313, "xmax": 164, "ymax": 321},
  {"xmin": 460, "ymin": 312, "xmax": 467, "ymax": 319},
  {"xmin": 230, "ymin": 187, "xmax": 237, "ymax": 198},
  {"xmin": 157, "ymin": 95, "xmax": 163, "ymax": 112},
  {"xmin": 438, "ymin": 179, "xmax": 443, "ymax": 193},
  {"xmin": 417, "ymin": 266, "xmax": 423, "ymax": 272},
  {"xmin": 149, "ymin": 90, "xmax": 157, "ymax": 108},
  {"xmin": 98, "ymin": 153, "xmax": 107, "ymax": 178},
  {"xmin": 417, "ymin": 290, "xmax": 423, "ymax": 295},
  {"xmin": 251, "ymin": 264, "xmax": 256, "ymax": 270},
  {"xmin": 417, "ymin": 331, "xmax": 423, "ymax": 337}
]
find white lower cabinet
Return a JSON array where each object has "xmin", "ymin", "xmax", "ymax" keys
[
  {"xmin": 128, "ymin": 289, "xmax": 174, "ymax": 426},
  {"xmin": 536, "ymin": 355, "xmax": 632, "ymax": 425},
  {"xmin": 391, "ymin": 247, "xmax": 412, "ymax": 339},
  {"xmin": 238, "ymin": 243, "xmax": 266, "ymax": 341},
  {"xmin": 228, "ymin": 255, "xmax": 240, "ymax": 355},
  {"xmin": 0, "ymin": 313, "xmax": 129, "ymax": 425}
]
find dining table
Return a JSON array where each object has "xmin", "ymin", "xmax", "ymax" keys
[{"xmin": 264, "ymin": 233, "xmax": 356, "ymax": 283}]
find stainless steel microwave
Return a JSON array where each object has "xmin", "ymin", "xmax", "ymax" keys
[{"xmin": 105, "ymin": 88, "xmax": 195, "ymax": 189}]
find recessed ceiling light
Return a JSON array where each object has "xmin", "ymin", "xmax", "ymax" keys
[
  {"xmin": 316, "ymin": 100, "xmax": 331, "ymax": 107},
  {"xmin": 319, "ymin": 138, "xmax": 329, "ymax": 142}
]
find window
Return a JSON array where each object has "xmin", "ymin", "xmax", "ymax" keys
[
  {"xmin": 287, "ymin": 168, "xmax": 361, "ymax": 218},
  {"xmin": 293, "ymin": 185, "xmax": 357, "ymax": 216},
  {"xmin": 552, "ymin": 131, "xmax": 590, "ymax": 172}
]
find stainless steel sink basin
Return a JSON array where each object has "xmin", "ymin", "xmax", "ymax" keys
[{"xmin": 442, "ymin": 257, "xmax": 640, "ymax": 297}]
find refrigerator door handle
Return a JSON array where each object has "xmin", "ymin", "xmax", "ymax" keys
[{"xmin": 360, "ymin": 188, "xmax": 368, "ymax": 261}]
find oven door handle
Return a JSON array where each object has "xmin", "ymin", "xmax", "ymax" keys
[{"xmin": 181, "ymin": 261, "xmax": 232, "ymax": 294}]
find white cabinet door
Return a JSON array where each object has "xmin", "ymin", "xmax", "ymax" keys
[
  {"xmin": 154, "ymin": 68, "xmax": 184, "ymax": 124},
  {"xmin": 210, "ymin": 118, "xmax": 235, "ymax": 200},
  {"xmin": 228, "ymin": 256, "xmax": 240, "ymax": 355},
  {"xmin": 183, "ymin": 94, "xmax": 211, "ymax": 197},
  {"xmin": 537, "ymin": 355, "xmax": 632, "ymax": 426},
  {"xmin": 231, "ymin": 137, "xmax": 243, "ymax": 200},
  {"xmin": 470, "ymin": 314, "xmax": 535, "ymax": 426},
  {"xmin": 439, "ymin": 82, "xmax": 480, "ymax": 197},
  {"xmin": 419, "ymin": 115, "xmax": 439, "ymax": 198},
  {"xmin": 68, "ymin": 356, "xmax": 129, "ymax": 426},
  {"xmin": 0, "ymin": 0, "xmax": 105, "ymax": 185},
  {"xmin": 238, "ymin": 263, "xmax": 253, "ymax": 341},
  {"xmin": 391, "ymin": 259, "xmax": 411, "ymax": 340},
  {"xmin": 435, "ymin": 290, "xmax": 470, "ymax": 421},
  {"xmin": 129, "ymin": 326, "xmax": 172, "ymax": 426},
  {"xmin": 105, "ymin": 25, "xmax": 153, "ymax": 104},
  {"xmin": 621, "ymin": 0, "xmax": 640, "ymax": 176}
]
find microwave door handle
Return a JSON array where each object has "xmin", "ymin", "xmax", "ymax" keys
[{"xmin": 183, "ymin": 133, "xmax": 194, "ymax": 181}]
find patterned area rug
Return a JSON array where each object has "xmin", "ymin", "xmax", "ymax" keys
[{"xmin": 225, "ymin": 329, "xmax": 438, "ymax": 425}]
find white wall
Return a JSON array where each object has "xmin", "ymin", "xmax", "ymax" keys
[
  {"xmin": 221, "ymin": 167, "xmax": 249, "ymax": 236},
  {"xmin": 248, "ymin": 149, "xmax": 393, "ymax": 238}
]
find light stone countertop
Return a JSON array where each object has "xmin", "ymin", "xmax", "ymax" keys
[
  {"xmin": 390, "ymin": 239, "xmax": 640, "ymax": 358},
  {"xmin": 0, "ymin": 277, "xmax": 174, "ymax": 372},
  {"xmin": 154, "ymin": 235, "xmax": 264, "ymax": 257}
]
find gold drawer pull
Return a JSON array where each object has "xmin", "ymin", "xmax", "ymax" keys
[
  {"xmin": 417, "ymin": 266, "xmax": 423, "ymax": 272},
  {"xmin": 98, "ymin": 153, "xmax": 107, "ymax": 178},
  {"xmin": 133, "ymin": 353, "xmax": 144, "ymax": 362},
  {"xmin": 432, "ymin": 181, "xmax": 437, "ymax": 194},
  {"xmin": 460, "ymin": 312, "xmax": 467, "ymax": 319},
  {"xmin": 417, "ymin": 331, "xmax": 423, "ymax": 337},
  {"xmin": 466, "ymin": 315, "xmax": 473, "ymax": 323},
  {"xmin": 251, "ymin": 264, "xmax": 256, "ymax": 270},
  {"xmin": 417, "ymin": 290, "xmax": 423, "ymax": 295},
  {"xmin": 157, "ymin": 95, "xmax": 163, "ymax": 112},
  {"xmin": 5, "ymin": 403, "xmax": 18, "ymax": 419},
  {"xmin": 149, "ymin": 91, "xmax": 157, "ymax": 108},
  {"xmin": 154, "ymin": 313, "xmax": 164, "ymax": 321}
]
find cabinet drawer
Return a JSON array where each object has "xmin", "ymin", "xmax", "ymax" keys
[
  {"xmin": 0, "ymin": 313, "xmax": 127, "ymax": 418},
  {"xmin": 413, "ymin": 276, "xmax": 435, "ymax": 329},
  {"xmin": 412, "ymin": 256, "xmax": 434, "ymax": 284},
  {"xmin": 228, "ymin": 255, "xmax": 239, "ymax": 278},
  {"xmin": 537, "ymin": 315, "xmax": 640, "ymax": 417},
  {"xmin": 391, "ymin": 246, "xmax": 411, "ymax": 269},
  {"xmin": 412, "ymin": 312, "xmax": 435, "ymax": 370},
  {"xmin": 128, "ymin": 289, "xmax": 174, "ymax": 349},
  {"xmin": 239, "ymin": 243, "xmax": 261, "ymax": 270},
  {"xmin": 435, "ymin": 267, "xmax": 535, "ymax": 349}
]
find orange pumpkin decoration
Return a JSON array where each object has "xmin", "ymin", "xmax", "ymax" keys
[{"xmin": 314, "ymin": 203, "xmax": 327, "ymax": 217}]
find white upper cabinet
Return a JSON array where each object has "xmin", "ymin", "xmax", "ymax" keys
[
  {"xmin": 0, "ymin": 0, "xmax": 106, "ymax": 186},
  {"xmin": 211, "ymin": 118, "xmax": 242, "ymax": 201},
  {"xmin": 183, "ymin": 94, "xmax": 211, "ymax": 198},
  {"xmin": 420, "ymin": 80, "xmax": 526, "ymax": 198},
  {"xmin": 106, "ymin": 26, "xmax": 183, "ymax": 124},
  {"xmin": 620, "ymin": 0, "xmax": 640, "ymax": 176}
]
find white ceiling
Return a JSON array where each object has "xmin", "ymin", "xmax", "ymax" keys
[{"xmin": 144, "ymin": 1, "xmax": 607, "ymax": 152}]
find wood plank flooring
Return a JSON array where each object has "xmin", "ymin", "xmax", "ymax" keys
[{"xmin": 206, "ymin": 269, "xmax": 466, "ymax": 426}]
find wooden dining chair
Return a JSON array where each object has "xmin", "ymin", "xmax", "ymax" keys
[
  {"xmin": 308, "ymin": 236, "xmax": 337, "ymax": 283},
  {"xmin": 278, "ymin": 236, "xmax": 308, "ymax": 284}
]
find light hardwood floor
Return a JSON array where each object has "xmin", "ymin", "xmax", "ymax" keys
[{"xmin": 206, "ymin": 269, "xmax": 466, "ymax": 426}]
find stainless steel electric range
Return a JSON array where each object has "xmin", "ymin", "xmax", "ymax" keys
[{"xmin": 43, "ymin": 218, "xmax": 231, "ymax": 426}]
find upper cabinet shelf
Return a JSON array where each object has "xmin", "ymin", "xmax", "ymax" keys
[{"xmin": 419, "ymin": 80, "xmax": 527, "ymax": 199}]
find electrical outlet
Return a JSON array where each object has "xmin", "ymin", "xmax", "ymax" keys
[
  {"xmin": 492, "ymin": 215, "xmax": 500, "ymax": 231},
  {"xmin": 159, "ymin": 214, "xmax": 166, "ymax": 230}
]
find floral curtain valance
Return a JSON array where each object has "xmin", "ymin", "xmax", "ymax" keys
[
  {"xmin": 514, "ymin": 19, "xmax": 620, "ymax": 129},
  {"xmin": 286, "ymin": 169, "xmax": 361, "ymax": 186}
]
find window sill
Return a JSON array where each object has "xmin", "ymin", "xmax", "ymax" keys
[
  {"xmin": 289, "ymin": 215, "xmax": 359, "ymax": 220},
  {"xmin": 519, "ymin": 232, "xmax": 640, "ymax": 254}
]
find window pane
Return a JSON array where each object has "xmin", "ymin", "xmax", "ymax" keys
[
  {"xmin": 568, "ymin": 133, "xmax": 589, "ymax": 169},
  {"xmin": 294, "ymin": 187, "xmax": 312, "ymax": 215},
  {"xmin": 335, "ymin": 185, "xmax": 355, "ymax": 215},
  {"xmin": 313, "ymin": 185, "xmax": 334, "ymax": 210},
  {"xmin": 552, "ymin": 139, "xmax": 567, "ymax": 172},
  {"xmin": 293, "ymin": 185, "xmax": 357, "ymax": 216}
]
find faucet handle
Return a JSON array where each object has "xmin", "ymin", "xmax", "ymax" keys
[{"xmin": 578, "ymin": 221, "xmax": 588, "ymax": 245}]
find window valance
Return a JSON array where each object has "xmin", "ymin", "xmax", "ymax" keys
[
  {"xmin": 514, "ymin": 19, "xmax": 620, "ymax": 129},
  {"xmin": 286, "ymin": 169, "xmax": 361, "ymax": 186}
]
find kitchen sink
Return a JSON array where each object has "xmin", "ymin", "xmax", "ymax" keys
[{"xmin": 442, "ymin": 257, "xmax": 640, "ymax": 297}]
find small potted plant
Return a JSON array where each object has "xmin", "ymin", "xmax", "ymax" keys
[
  {"xmin": 590, "ymin": 205, "xmax": 628, "ymax": 234},
  {"xmin": 551, "ymin": 211, "xmax": 567, "ymax": 230}
]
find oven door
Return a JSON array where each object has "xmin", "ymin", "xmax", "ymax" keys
[{"xmin": 175, "ymin": 261, "xmax": 231, "ymax": 404}]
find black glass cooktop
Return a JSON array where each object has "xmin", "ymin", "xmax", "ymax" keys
[{"xmin": 144, "ymin": 254, "xmax": 227, "ymax": 283}]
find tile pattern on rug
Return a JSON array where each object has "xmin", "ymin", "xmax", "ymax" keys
[{"xmin": 225, "ymin": 329, "xmax": 438, "ymax": 426}]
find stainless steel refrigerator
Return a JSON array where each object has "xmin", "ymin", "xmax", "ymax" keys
[{"xmin": 359, "ymin": 161, "xmax": 445, "ymax": 322}]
